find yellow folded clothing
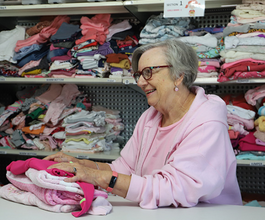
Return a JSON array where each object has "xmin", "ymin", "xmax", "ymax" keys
[
  {"xmin": 110, "ymin": 59, "xmax": 131, "ymax": 70},
  {"xmin": 254, "ymin": 116, "xmax": 265, "ymax": 132},
  {"xmin": 21, "ymin": 69, "xmax": 42, "ymax": 77}
]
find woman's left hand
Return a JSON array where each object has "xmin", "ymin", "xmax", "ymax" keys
[{"xmin": 47, "ymin": 162, "xmax": 99, "ymax": 186}]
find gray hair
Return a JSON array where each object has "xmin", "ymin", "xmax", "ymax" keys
[{"xmin": 132, "ymin": 38, "xmax": 198, "ymax": 88}]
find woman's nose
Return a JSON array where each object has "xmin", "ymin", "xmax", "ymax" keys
[{"xmin": 137, "ymin": 75, "xmax": 148, "ymax": 87}]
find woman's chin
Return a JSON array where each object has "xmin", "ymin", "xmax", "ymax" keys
[{"xmin": 147, "ymin": 100, "xmax": 158, "ymax": 108}]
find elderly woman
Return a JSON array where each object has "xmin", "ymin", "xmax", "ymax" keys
[{"xmin": 44, "ymin": 38, "xmax": 242, "ymax": 208}]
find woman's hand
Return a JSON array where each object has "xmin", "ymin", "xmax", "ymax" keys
[
  {"xmin": 48, "ymin": 161, "xmax": 130, "ymax": 198},
  {"xmin": 47, "ymin": 162, "xmax": 104, "ymax": 186},
  {"xmin": 43, "ymin": 152, "xmax": 80, "ymax": 163}
]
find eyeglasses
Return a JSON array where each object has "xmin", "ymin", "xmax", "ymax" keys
[{"xmin": 133, "ymin": 65, "xmax": 172, "ymax": 83}]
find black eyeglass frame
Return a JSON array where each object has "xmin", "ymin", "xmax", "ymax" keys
[{"xmin": 133, "ymin": 65, "xmax": 173, "ymax": 82}]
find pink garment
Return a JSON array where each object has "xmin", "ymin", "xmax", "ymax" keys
[
  {"xmin": 0, "ymin": 183, "xmax": 111, "ymax": 215},
  {"xmin": 52, "ymin": 74, "xmax": 76, "ymax": 78},
  {"xmin": 76, "ymin": 14, "xmax": 112, "ymax": 45},
  {"xmin": 24, "ymin": 75, "xmax": 45, "ymax": 78},
  {"xmin": 11, "ymin": 113, "xmax": 26, "ymax": 126},
  {"xmin": 245, "ymin": 84, "xmax": 265, "ymax": 106},
  {"xmin": 48, "ymin": 69, "xmax": 76, "ymax": 77},
  {"xmin": 51, "ymin": 50, "xmax": 72, "ymax": 62},
  {"xmin": 256, "ymin": 138, "xmax": 265, "ymax": 146},
  {"xmin": 0, "ymin": 136, "xmax": 13, "ymax": 148},
  {"xmin": 0, "ymin": 184, "xmax": 80, "ymax": 213},
  {"xmin": 198, "ymin": 65, "xmax": 217, "ymax": 73},
  {"xmin": 228, "ymin": 130, "xmax": 240, "ymax": 139},
  {"xmin": 221, "ymin": 58, "xmax": 265, "ymax": 71},
  {"xmin": 6, "ymin": 170, "xmax": 83, "ymax": 205},
  {"xmin": 35, "ymin": 84, "xmax": 63, "ymax": 105},
  {"xmin": 109, "ymin": 86, "xmax": 242, "ymax": 209},
  {"xmin": 39, "ymin": 135, "xmax": 58, "ymax": 150},
  {"xmin": 106, "ymin": 20, "xmax": 132, "ymax": 41},
  {"xmin": 44, "ymin": 84, "xmax": 80, "ymax": 126},
  {"xmin": 218, "ymin": 70, "xmax": 265, "ymax": 82},
  {"xmin": 50, "ymin": 44, "xmax": 65, "ymax": 51},
  {"xmin": 58, "ymin": 107, "xmax": 82, "ymax": 121},
  {"xmin": 227, "ymin": 113, "xmax": 254, "ymax": 130},
  {"xmin": 42, "ymin": 126, "xmax": 58, "ymax": 136},
  {"xmin": 15, "ymin": 15, "xmax": 70, "ymax": 52},
  {"xmin": 238, "ymin": 132, "xmax": 265, "ymax": 151},
  {"xmin": 6, "ymin": 157, "xmax": 95, "ymax": 217},
  {"xmin": 230, "ymin": 123, "xmax": 249, "ymax": 135},
  {"xmin": 27, "ymin": 168, "xmax": 81, "ymax": 194},
  {"xmin": 18, "ymin": 59, "xmax": 41, "ymax": 76},
  {"xmin": 198, "ymin": 59, "xmax": 220, "ymax": 68},
  {"xmin": 218, "ymin": 58, "xmax": 265, "ymax": 82}
]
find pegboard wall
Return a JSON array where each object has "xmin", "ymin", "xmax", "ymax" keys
[
  {"xmin": 201, "ymin": 84, "xmax": 258, "ymax": 95},
  {"xmin": 237, "ymin": 165, "xmax": 265, "ymax": 194},
  {"xmin": 78, "ymin": 85, "xmax": 149, "ymax": 143},
  {"xmin": 192, "ymin": 8, "xmax": 233, "ymax": 28}
]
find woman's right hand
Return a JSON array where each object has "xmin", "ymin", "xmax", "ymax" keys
[{"xmin": 43, "ymin": 152, "xmax": 80, "ymax": 163}]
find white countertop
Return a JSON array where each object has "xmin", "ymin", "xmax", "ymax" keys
[{"xmin": 1, "ymin": 195, "xmax": 265, "ymax": 220}]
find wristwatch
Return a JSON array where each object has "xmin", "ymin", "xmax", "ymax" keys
[{"xmin": 106, "ymin": 171, "xmax": 118, "ymax": 192}]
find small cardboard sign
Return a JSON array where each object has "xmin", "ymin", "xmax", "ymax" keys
[{"xmin": 164, "ymin": 0, "xmax": 205, "ymax": 18}]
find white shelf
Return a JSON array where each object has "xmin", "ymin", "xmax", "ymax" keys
[
  {"xmin": 0, "ymin": 148, "xmax": 120, "ymax": 161},
  {"xmin": 0, "ymin": 1, "xmax": 127, "ymax": 17},
  {"xmin": 121, "ymin": 77, "xmax": 265, "ymax": 85},
  {"xmin": 124, "ymin": 0, "xmax": 242, "ymax": 11},
  {"xmin": 2, "ymin": 76, "xmax": 265, "ymax": 85},
  {"xmin": 237, "ymin": 160, "xmax": 265, "ymax": 166},
  {"xmin": 0, "ymin": 77, "xmax": 123, "ymax": 84},
  {"xmin": 194, "ymin": 77, "xmax": 265, "ymax": 85},
  {"xmin": 0, "ymin": 0, "xmax": 242, "ymax": 17}
]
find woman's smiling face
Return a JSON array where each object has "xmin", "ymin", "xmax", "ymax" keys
[{"xmin": 137, "ymin": 47, "xmax": 176, "ymax": 110}]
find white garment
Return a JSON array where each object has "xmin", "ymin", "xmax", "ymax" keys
[
  {"xmin": 178, "ymin": 33, "xmax": 217, "ymax": 48},
  {"xmin": 225, "ymin": 35, "xmax": 265, "ymax": 49},
  {"xmin": 106, "ymin": 20, "xmax": 132, "ymax": 41},
  {"xmin": 227, "ymin": 105, "xmax": 256, "ymax": 120},
  {"xmin": 0, "ymin": 25, "xmax": 25, "ymax": 63}
]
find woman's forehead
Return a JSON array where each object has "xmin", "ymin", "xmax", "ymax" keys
[{"xmin": 140, "ymin": 48, "xmax": 165, "ymax": 62}]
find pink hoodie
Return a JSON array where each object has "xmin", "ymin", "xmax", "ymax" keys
[{"xmin": 110, "ymin": 86, "xmax": 242, "ymax": 209}]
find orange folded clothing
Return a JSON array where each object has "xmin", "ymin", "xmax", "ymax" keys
[
  {"xmin": 106, "ymin": 53, "xmax": 129, "ymax": 63},
  {"xmin": 22, "ymin": 125, "xmax": 45, "ymax": 135}
]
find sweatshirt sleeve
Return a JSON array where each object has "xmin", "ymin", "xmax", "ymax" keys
[
  {"xmin": 125, "ymin": 121, "xmax": 236, "ymax": 209},
  {"xmin": 109, "ymin": 108, "xmax": 154, "ymax": 175},
  {"xmin": 108, "ymin": 134, "xmax": 139, "ymax": 175}
]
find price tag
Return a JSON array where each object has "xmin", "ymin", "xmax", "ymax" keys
[
  {"xmin": 0, "ymin": 151, "xmax": 7, "ymax": 154},
  {"xmin": 46, "ymin": 78, "xmax": 64, "ymax": 82},
  {"xmin": 19, "ymin": 152, "xmax": 37, "ymax": 156},
  {"xmin": 0, "ymin": 6, "xmax": 7, "ymax": 10},
  {"xmin": 107, "ymin": 79, "xmax": 116, "ymax": 82},
  {"xmin": 237, "ymin": 79, "xmax": 250, "ymax": 83},
  {"xmin": 250, "ymin": 162, "xmax": 263, "ymax": 166},
  {"xmin": 164, "ymin": 0, "xmax": 205, "ymax": 18},
  {"xmin": 0, "ymin": 77, "xmax": 6, "ymax": 81},
  {"xmin": 124, "ymin": 79, "xmax": 130, "ymax": 84},
  {"xmin": 77, "ymin": 155, "xmax": 89, "ymax": 159}
]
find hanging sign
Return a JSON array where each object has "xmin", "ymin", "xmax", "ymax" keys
[{"xmin": 164, "ymin": 0, "xmax": 205, "ymax": 18}]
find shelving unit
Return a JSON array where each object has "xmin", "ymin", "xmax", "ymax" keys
[
  {"xmin": 1, "ymin": 0, "xmax": 265, "ymax": 196},
  {"xmin": 0, "ymin": 147, "xmax": 120, "ymax": 161},
  {"xmin": 0, "ymin": 0, "xmax": 242, "ymax": 17},
  {"xmin": 0, "ymin": 1, "xmax": 127, "ymax": 17}
]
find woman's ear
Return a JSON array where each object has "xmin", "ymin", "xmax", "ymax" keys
[{"xmin": 175, "ymin": 74, "xmax": 184, "ymax": 87}]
